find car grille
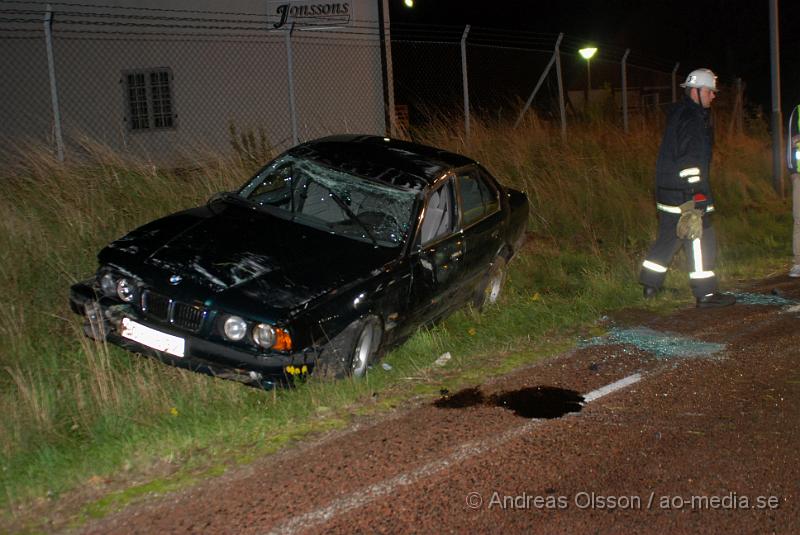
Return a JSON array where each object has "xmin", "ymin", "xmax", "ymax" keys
[
  {"xmin": 141, "ymin": 290, "xmax": 206, "ymax": 333},
  {"xmin": 143, "ymin": 291, "xmax": 170, "ymax": 320}
]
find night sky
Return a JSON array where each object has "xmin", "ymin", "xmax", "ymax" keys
[{"xmin": 389, "ymin": 0, "xmax": 800, "ymax": 114}]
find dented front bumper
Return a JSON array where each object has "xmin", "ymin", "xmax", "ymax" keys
[{"xmin": 69, "ymin": 280, "xmax": 318, "ymax": 385}]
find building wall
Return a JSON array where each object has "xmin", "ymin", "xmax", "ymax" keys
[{"xmin": 0, "ymin": 0, "xmax": 386, "ymax": 162}]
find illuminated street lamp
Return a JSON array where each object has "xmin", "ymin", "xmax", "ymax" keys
[
  {"xmin": 404, "ymin": 0, "xmax": 414, "ymax": 7},
  {"xmin": 579, "ymin": 47, "xmax": 598, "ymax": 106}
]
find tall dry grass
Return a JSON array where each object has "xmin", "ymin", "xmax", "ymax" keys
[
  {"xmin": 411, "ymin": 112, "xmax": 778, "ymax": 257},
  {"xmin": 0, "ymin": 140, "xmax": 255, "ymax": 457}
]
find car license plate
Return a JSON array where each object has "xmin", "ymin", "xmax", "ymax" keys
[{"xmin": 120, "ymin": 318, "xmax": 185, "ymax": 357}]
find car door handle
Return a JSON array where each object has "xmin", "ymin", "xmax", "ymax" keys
[{"xmin": 450, "ymin": 251, "xmax": 463, "ymax": 260}]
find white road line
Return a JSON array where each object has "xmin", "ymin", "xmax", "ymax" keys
[
  {"xmin": 583, "ymin": 373, "xmax": 642, "ymax": 402},
  {"xmin": 267, "ymin": 373, "xmax": 644, "ymax": 535}
]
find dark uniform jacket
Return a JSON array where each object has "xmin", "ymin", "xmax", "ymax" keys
[{"xmin": 654, "ymin": 96, "xmax": 714, "ymax": 212}]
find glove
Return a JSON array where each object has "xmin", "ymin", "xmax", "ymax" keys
[{"xmin": 676, "ymin": 200, "xmax": 703, "ymax": 240}]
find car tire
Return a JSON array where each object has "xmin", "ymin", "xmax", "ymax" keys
[
  {"xmin": 315, "ymin": 316, "xmax": 382, "ymax": 380},
  {"xmin": 473, "ymin": 257, "xmax": 507, "ymax": 310}
]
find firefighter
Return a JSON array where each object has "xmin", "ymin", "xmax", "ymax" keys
[
  {"xmin": 639, "ymin": 68, "xmax": 736, "ymax": 307},
  {"xmin": 787, "ymin": 104, "xmax": 800, "ymax": 277}
]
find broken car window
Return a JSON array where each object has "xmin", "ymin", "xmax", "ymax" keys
[{"xmin": 238, "ymin": 156, "xmax": 417, "ymax": 247}]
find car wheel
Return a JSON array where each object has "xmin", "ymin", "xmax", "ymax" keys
[
  {"xmin": 473, "ymin": 257, "xmax": 507, "ymax": 310},
  {"xmin": 315, "ymin": 316, "xmax": 382, "ymax": 380}
]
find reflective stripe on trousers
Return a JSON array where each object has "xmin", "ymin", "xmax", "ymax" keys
[
  {"xmin": 689, "ymin": 238, "xmax": 714, "ymax": 279},
  {"xmin": 642, "ymin": 260, "xmax": 667, "ymax": 273}
]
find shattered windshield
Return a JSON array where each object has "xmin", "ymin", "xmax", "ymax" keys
[{"xmin": 238, "ymin": 155, "xmax": 418, "ymax": 247}]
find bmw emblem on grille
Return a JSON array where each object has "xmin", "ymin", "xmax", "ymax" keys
[{"xmin": 169, "ymin": 274, "xmax": 183, "ymax": 285}]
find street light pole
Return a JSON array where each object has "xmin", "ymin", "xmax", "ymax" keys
[
  {"xmin": 769, "ymin": 0, "xmax": 783, "ymax": 196},
  {"xmin": 579, "ymin": 47, "xmax": 597, "ymax": 110},
  {"xmin": 586, "ymin": 58, "xmax": 591, "ymax": 103}
]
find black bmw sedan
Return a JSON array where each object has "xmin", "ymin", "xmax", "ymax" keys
[{"xmin": 69, "ymin": 135, "xmax": 528, "ymax": 385}]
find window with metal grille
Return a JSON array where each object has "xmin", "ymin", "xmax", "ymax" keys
[{"xmin": 123, "ymin": 68, "xmax": 175, "ymax": 131}]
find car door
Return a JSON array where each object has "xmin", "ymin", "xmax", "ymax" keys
[
  {"xmin": 407, "ymin": 177, "xmax": 467, "ymax": 324},
  {"xmin": 455, "ymin": 166, "xmax": 504, "ymax": 296}
]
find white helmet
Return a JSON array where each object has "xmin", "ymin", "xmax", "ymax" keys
[{"xmin": 681, "ymin": 68, "xmax": 718, "ymax": 91}]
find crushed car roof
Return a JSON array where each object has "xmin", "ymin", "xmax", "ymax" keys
[{"xmin": 289, "ymin": 135, "xmax": 476, "ymax": 188}]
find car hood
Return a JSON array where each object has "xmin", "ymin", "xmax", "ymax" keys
[{"xmin": 99, "ymin": 200, "xmax": 399, "ymax": 311}]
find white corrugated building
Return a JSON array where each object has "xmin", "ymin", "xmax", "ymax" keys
[{"xmin": 0, "ymin": 0, "xmax": 390, "ymax": 162}]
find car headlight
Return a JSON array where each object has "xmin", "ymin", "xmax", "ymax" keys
[
  {"xmin": 100, "ymin": 273, "xmax": 117, "ymax": 297},
  {"xmin": 252, "ymin": 323, "xmax": 276, "ymax": 348},
  {"xmin": 116, "ymin": 278, "xmax": 136, "ymax": 302},
  {"xmin": 223, "ymin": 316, "xmax": 247, "ymax": 341}
]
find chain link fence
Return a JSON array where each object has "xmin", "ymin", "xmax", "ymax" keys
[
  {"xmin": 0, "ymin": 1, "xmax": 386, "ymax": 164},
  {"xmin": 1, "ymin": 3, "xmax": 745, "ymax": 165},
  {"xmin": 390, "ymin": 26, "xmax": 745, "ymax": 138},
  {"xmin": 1, "ymin": 28, "xmax": 53, "ymax": 145}
]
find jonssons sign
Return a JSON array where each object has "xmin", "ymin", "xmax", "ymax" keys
[{"xmin": 268, "ymin": 1, "xmax": 352, "ymax": 29}]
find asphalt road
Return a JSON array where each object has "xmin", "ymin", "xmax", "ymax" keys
[{"xmin": 81, "ymin": 276, "xmax": 800, "ymax": 535}]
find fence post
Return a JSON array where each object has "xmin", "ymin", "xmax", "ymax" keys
[
  {"xmin": 671, "ymin": 62, "xmax": 680, "ymax": 103},
  {"xmin": 554, "ymin": 33, "xmax": 566, "ymax": 139},
  {"xmin": 460, "ymin": 25, "xmax": 470, "ymax": 142},
  {"xmin": 285, "ymin": 23, "xmax": 299, "ymax": 146},
  {"xmin": 621, "ymin": 48, "xmax": 630, "ymax": 133},
  {"xmin": 769, "ymin": 0, "xmax": 784, "ymax": 196},
  {"xmin": 44, "ymin": 5, "xmax": 64, "ymax": 162},
  {"xmin": 514, "ymin": 33, "xmax": 562, "ymax": 129},
  {"xmin": 379, "ymin": 0, "xmax": 397, "ymax": 137}
]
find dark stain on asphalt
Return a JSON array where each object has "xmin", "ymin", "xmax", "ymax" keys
[
  {"xmin": 434, "ymin": 387, "xmax": 484, "ymax": 408},
  {"xmin": 434, "ymin": 386, "xmax": 584, "ymax": 419},
  {"xmin": 490, "ymin": 387, "xmax": 584, "ymax": 419}
]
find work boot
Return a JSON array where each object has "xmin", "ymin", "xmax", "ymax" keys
[
  {"xmin": 696, "ymin": 292, "xmax": 736, "ymax": 308},
  {"xmin": 643, "ymin": 285, "xmax": 659, "ymax": 299}
]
